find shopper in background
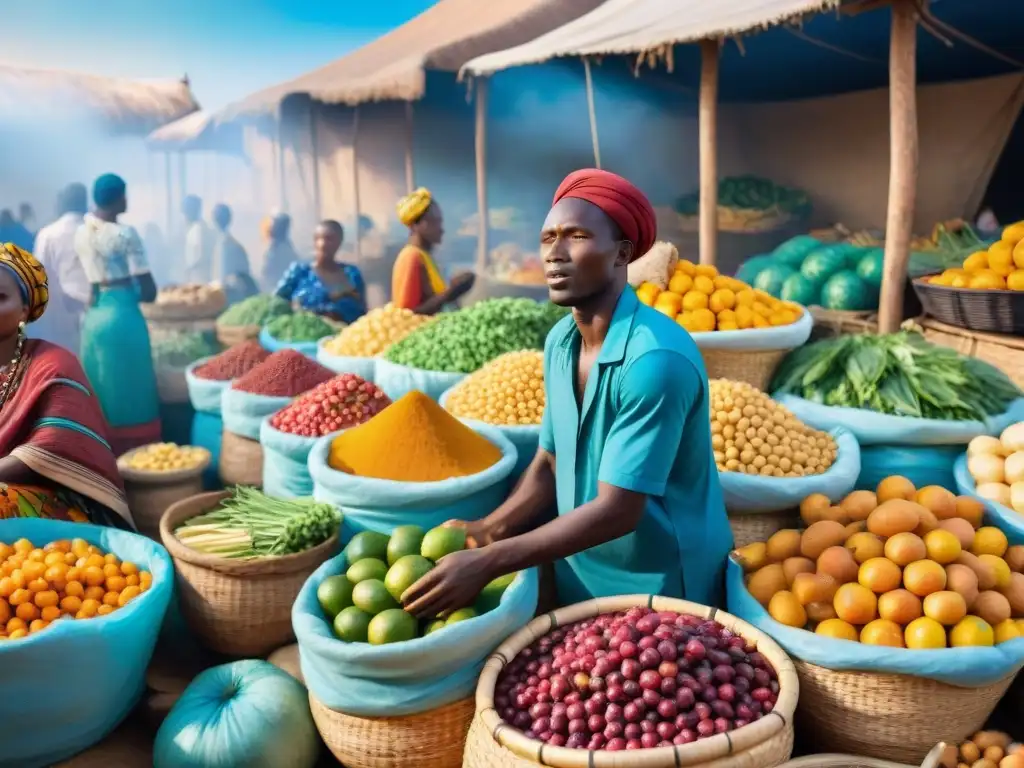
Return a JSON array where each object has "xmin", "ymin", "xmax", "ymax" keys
[
  {"xmin": 0, "ymin": 242, "xmax": 132, "ymax": 527},
  {"xmin": 183, "ymin": 194, "xmax": 213, "ymax": 284},
  {"xmin": 0, "ymin": 209, "xmax": 34, "ymax": 252},
  {"xmin": 211, "ymin": 203, "xmax": 251, "ymax": 282},
  {"xmin": 30, "ymin": 183, "xmax": 90, "ymax": 354},
  {"xmin": 75, "ymin": 173, "xmax": 161, "ymax": 455},
  {"xmin": 275, "ymin": 219, "xmax": 366, "ymax": 323},
  {"xmin": 392, "ymin": 188, "xmax": 474, "ymax": 314},
  {"xmin": 260, "ymin": 212, "xmax": 299, "ymax": 292}
]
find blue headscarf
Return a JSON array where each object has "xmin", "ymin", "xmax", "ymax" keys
[{"xmin": 93, "ymin": 174, "xmax": 126, "ymax": 209}]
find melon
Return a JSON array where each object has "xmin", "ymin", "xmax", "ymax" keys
[
  {"xmin": 801, "ymin": 246, "xmax": 849, "ymax": 284},
  {"xmin": 820, "ymin": 271, "xmax": 874, "ymax": 311},
  {"xmin": 780, "ymin": 273, "xmax": 820, "ymax": 306},
  {"xmin": 735, "ymin": 254, "xmax": 775, "ymax": 286},
  {"xmin": 772, "ymin": 235, "xmax": 821, "ymax": 268},
  {"xmin": 856, "ymin": 248, "xmax": 886, "ymax": 290},
  {"xmin": 753, "ymin": 263, "xmax": 796, "ymax": 298}
]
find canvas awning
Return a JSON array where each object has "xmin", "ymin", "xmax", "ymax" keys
[
  {"xmin": 462, "ymin": 0, "xmax": 840, "ymax": 76},
  {"xmin": 0, "ymin": 64, "xmax": 198, "ymax": 134},
  {"xmin": 211, "ymin": 0, "xmax": 605, "ymax": 125}
]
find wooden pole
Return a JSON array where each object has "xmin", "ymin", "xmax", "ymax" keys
[
  {"xmin": 878, "ymin": 0, "xmax": 920, "ymax": 333},
  {"xmin": 310, "ymin": 103, "xmax": 322, "ymax": 221},
  {"xmin": 405, "ymin": 101, "xmax": 415, "ymax": 194},
  {"xmin": 474, "ymin": 78, "xmax": 489, "ymax": 274},
  {"xmin": 583, "ymin": 58, "xmax": 602, "ymax": 169},
  {"xmin": 351, "ymin": 106, "xmax": 362, "ymax": 261},
  {"xmin": 699, "ymin": 39, "xmax": 720, "ymax": 266}
]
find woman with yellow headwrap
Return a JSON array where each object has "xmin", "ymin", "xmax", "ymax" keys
[
  {"xmin": 0, "ymin": 243, "xmax": 133, "ymax": 528},
  {"xmin": 392, "ymin": 188, "xmax": 475, "ymax": 314}
]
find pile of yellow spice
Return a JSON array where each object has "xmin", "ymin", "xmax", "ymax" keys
[
  {"xmin": 445, "ymin": 350, "xmax": 545, "ymax": 427},
  {"xmin": 321, "ymin": 304, "xmax": 435, "ymax": 358}
]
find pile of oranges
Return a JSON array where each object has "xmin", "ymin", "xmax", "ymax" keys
[
  {"xmin": 927, "ymin": 220, "xmax": 1024, "ymax": 291},
  {"xmin": 0, "ymin": 538, "xmax": 153, "ymax": 641},
  {"xmin": 635, "ymin": 259, "xmax": 804, "ymax": 333},
  {"xmin": 735, "ymin": 475, "xmax": 1024, "ymax": 649}
]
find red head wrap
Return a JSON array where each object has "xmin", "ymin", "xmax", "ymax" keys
[{"xmin": 552, "ymin": 168, "xmax": 656, "ymax": 260}]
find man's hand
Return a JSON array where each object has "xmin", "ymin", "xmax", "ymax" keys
[
  {"xmin": 442, "ymin": 518, "xmax": 495, "ymax": 549},
  {"xmin": 401, "ymin": 548, "xmax": 493, "ymax": 619},
  {"xmin": 450, "ymin": 271, "xmax": 476, "ymax": 289}
]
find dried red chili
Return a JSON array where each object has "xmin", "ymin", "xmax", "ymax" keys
[
  {"xmin": 232, "ymin": 350, "xmax": 335, "ymax": 397},
  {"xmin": 270, "ymin": 373, "xmax": 391, "ymax": 437},
  {"xmin": 192, "ymin": 341, "xmax": 269, "ymax": 381}
]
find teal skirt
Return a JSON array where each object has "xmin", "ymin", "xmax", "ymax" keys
[{"xmin": 81, "ymin": 285, "xmax": 160, "ymax": 430}]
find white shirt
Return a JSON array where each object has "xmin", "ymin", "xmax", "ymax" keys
[
  {"xmin": 74, "ymin": 214, "xmax": 150, "ymax": 283},
  {"xmin": 34, "ymin": 212, "xmax": 89, "ymax": 304},
  {"xmin": 185, "ymin": 220, "xmax": 213, "ymax": 284}
]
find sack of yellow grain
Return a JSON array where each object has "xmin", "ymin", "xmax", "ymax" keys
[{"xmin": 627, "ymin": 240, "xmax": 678, "ymax": 290}]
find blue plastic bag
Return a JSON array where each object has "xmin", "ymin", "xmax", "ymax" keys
[
  {"xmin": 191, "ymin": 411, "xmax": 223, "ymax": 489},
  {"xmin": 260, "ymin": 417, "xmax": 340, "ymax": 499},
  {"xmin": 954, "ymin": 453, "xmax": 1024, "ymax": 545},
  {"xmin": 308, "ymin": 426, "xmax": 517, "ymax": 539},
  {"xmin": 259, "ymin": 327, "xmax": 326, "ymax": 358},
  {"xmin": 0, "ymin": 519, "xmax": 173, "ymax": 768},
  {"xmin": 315, "ymin": 339, "xmax": 376, "ymax": 381},
  {"xmin": 691, "ymin": 307, "xmax": 812, "ymax": 351},
  {"xmin": 185, "ymin": 357, "xmax": 229, "ymax": 415},
  {"xmin": 776, "ymin": 396, "xmax": 1024, "ymax": 492},
  {"xmin": 726, "ymin": 558, "xmax": 1024, "ymax": 687},
  {"xmin": 221, "ymin": 387, "xmax": 292, "ymax": 441},
  {"xmin": 374, "ymin": 357, "xmax": 465, "ymax": 402},
  {"xmin": 720, "ymin": 427, "xmax": 860, "ymax": 513},
  {"xmin": 439, "ymin": 386, "xmax": 540, "ymax": 479},
  {"xmin": 294, "ymin": 558, "xmax": 538, "ymax": 716}
]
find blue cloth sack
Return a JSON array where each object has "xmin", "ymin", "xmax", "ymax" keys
[
  {"xmin": 260, "ymin": 417, "xmax": 340, "ymax": 499},
  {"xmin": 185, "ymin": 358, "xmax": 229, "ymax": 415},
  {"xmin": 221, "ymin": 386, "xmax": 292, "ymax": 441},
  {"xmin": 954, "ymin": 454, "xmax": 1024, "ymax": 545},
  {"xmin": 439, "ymin": 386, "xmax": 540, "ymax": 479},
  {"xmin": 691, "ymin": 307, "xmax": 812, "ymax": 351},
  {"xmin": 294, "ymin": 560, "xmax": 538, "ymax": 716},
  {"xmin": 374, "ymin": 357, "xmax": 465, "ymax": 402},
  {"xmin": 0, "ymin": 519, "xmax": 173, "ymax": 768},
  {"xmin": 191, "ymin": 411, "xmax": 224, "ymax": 489},
  {"xmin": 315, "ymin": 339, "xmax": 376, "ymax": 381},
  {"xmin": 308, "ymin": 426, "xmax": 517, "ymax": 539},
  {"xmin": 258, "ymin": 327, "xmax": 325, "ymax": 358},
  {"xmin": 720, "ymin": 427, "xmax": 860, "ymax": 513},
  {"xmin": 776, "ymin": 396, "xmax": 1024, "ymax": 492},
  {"xmin": 726, "ymin": 558, "xmax": 1024, "ymax": 687}
]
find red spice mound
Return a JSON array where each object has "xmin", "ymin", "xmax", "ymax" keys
[
  {"xmin": 193, "ymin": 341, "xmax": 269, "ymax": 381},
  {"xmin": 233, "ymin": 349, "xmax": 335, "ymax": 397},
  {"xmin": 270, "ymin": 373, "xmax": 391, "ymax": 437}
]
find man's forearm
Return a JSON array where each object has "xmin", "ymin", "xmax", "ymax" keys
[{"xmin": 482, "ymin": 452, "xmax": 557, "ymax": 539}]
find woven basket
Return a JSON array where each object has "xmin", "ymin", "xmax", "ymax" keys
[
  {"xmin": 809, "ymin": 308, "xmax": 878, "ymax": 341},
  {"xmin": 155, "ymin": 365, "xmax": 190, "ymax": 405},
  {"xmin": 728, "ymin": 508, "xmax": 801, "ymax": 549},
  {"xmin": 143, "ymin": 290, "xmax": 227, "ymax": 322},
  {"xmin": 464, "ymin": 594, "xmax": 798, "ymax": 768},
  {"xmin": 219, "ymin": 430, "xmax": 263, "ymax": 487},
  {"xmin": 775, "ymin": 743, "xmax": 947, "ymax": 768},
  {"xmin": 793, "ymin": 660, "xmax": 1017, "ymax": 763},
  {"xmin": 117, "ymin": 448, "xmax": 209, "ymax": 540},
  {"xmin": 918, "ymin": 317, "xmax": 1024, "ymax": 389},
  {"xmin": 159, "ymin": 491, "xmax": 339, "ymax": 656},
  {"xmin": 310, "ymin": 693, "xmax": 474, "ymax": 768},
  {"xmin": 700, "ymin": 347, "xmax": 788, "ymax": 391},
  {"xmin": 215, "ymin": 322, "xmax": 261, "ymax": 348},
  {"xmin": 913, "ymin": 276, "xmax": 1024, "ymax": 335}
]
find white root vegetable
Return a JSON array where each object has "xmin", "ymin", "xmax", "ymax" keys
[
  {"xmin": 968, "ymin": 435, "xmax": 1004, "ymax": 458},
  {"xmin": 1001, "ymin": 421, "xmax": 1024, "ymax": 454},
  {"xmin": 1012, "ymin": 481, "xmax": 1024, "ymax": 514},
  {"xmin": 1005, "ymin": 451, "xmax": 1024, "ymax": 485},
  {"xmin": 976, "ymin": 481, "xmax": 1013, "ymax": 508},
  {"xmin": 969, "ymin": 453, "xmax": 1005, "ymax": 485}
]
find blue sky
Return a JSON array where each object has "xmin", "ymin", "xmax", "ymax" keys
[{"xmin": 1, "ymin": 0, "xmax": 439, "ymax": 110}]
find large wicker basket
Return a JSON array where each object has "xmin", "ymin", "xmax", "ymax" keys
[
  {"xmin": 310, "ymin": 693, "xmax": 474, "ymax": 768},
  {"xmin": 118, "ymin": 448, "xmax": 209, "ymax": 541},
  {"xmin": 775, "ymin": 743, "xmax": 947, "ymax": 768},
  {"xmin": 913, "ymin": 276, "xmax": 1024, "ymax": 335},
  {"xmin": 463, "ymin": 594, "xmax": 798, "ymax": 768},
  {"xmin": 728, "ymin": 509, "xmax": 801, "ymax": 549},
  {"xmin": 700, "ymin": 348, "xmax": 788, "ymax": 391},
  {"xmin": 159, "ymin": 491, "xmax": 339, "ymax": 656},
  {"xmin": 215, "ymin": 322, "xmax": 261, "ymax": 348},
  {"xmin": 219, "ymin": 430, "xmax": 263, "ymax": 487},
  {"xmin": 793, "ymin": 660, "xmax": 1018, "ymax": 763}
]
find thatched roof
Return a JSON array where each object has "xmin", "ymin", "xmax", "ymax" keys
[
  {"xmin": 213, "ymin": 0, "xmax": 605, "ymax": 124},
  {"xmin": 146, "ymin": 110, "xmax": 245, "ymax": 153},
  {"xmin": 463, "ymin": 0, "xmax": 841, "ymax": 76},
  {"xmin": 0, "ymin": 64, "xmax": 199, "ymax": 134}
]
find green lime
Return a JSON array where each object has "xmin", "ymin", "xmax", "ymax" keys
[
  {"xmin": 421, "ymin": 527, "xmax": 467, "ymax": 562},
  {"xmin": 445, "ymin": 607, "xmax": 478, "ymax": 626},
  {"xmin": 317, "ymin": 574, "xmax": 354, "ymax": 619},
  {"xmin": 347, "ymin": 558, "xmax": 389, "ymax": 584},
  {"xmin": 333, "ymin": 606, "xmax": 374, "ymax": 643},
  {"xmin": 368, "ymin": 608, "xmax": 419, "ymax": 645},
  {"xmin": 423, "ymin": 619, "xmax": 446, "ymax": 636},
  {"xmin": 351, "ymin": 579, "xmax": 399, "ymax": 615},
  {"xmin": 387, "ymin": 525, "xmax": 425, "ymax": 566},
  {"xmin": 346, "ymin": 531, "xmax": 390, "ymax": 567},
  {"xmin": 384, "ymin": 555, "xmax": 434, "ymax": 602},
  {"xmin": 474, "ymin": 572, "xmax": 517, "ymax": 615}
]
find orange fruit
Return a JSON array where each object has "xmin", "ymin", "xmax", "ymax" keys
[
  {"xmin": 904, "ymin": 560, "xmax": 947, "ymax": 597},
  {"xmin": 768, "ymin": 591, "xmax": 807, "ymax": 628},
  {"xmin": 858, "ymin": 557, "xmax": 903, "ymax": 594},
  {"xmin": 675, "ymin": 259, "xmax": 696, "ymax": 276},
  {"xmin": 833, "ymin": 582, "xmax": 878, "ymax": 625},
  {"xmin": 884, "ymin": 532, "xmax": 926, "ymax": 566},
  {"xmin": 693, "ymin": 275, "xmax": 715, "ymax": 295},
  {"xmin": 860, "ymin": 619, "xmax": 905, "ymax": 647},
  {"xmin": 972, "ymin": 527, "xmax": 1009, "ymax": 557},
  {"xmin": 923, "ymin": 529, "xmax": 962, "ymax": 565},
  {"xmin": 994, "ymin": 618, "xmax": 1021, "ymax": 644},
  {"xmin": 815, "ymin": 618, "xmax": 859, "ymax": 641},
  {"xmin": 689, "ymin": 308, "xmax": 716, "ymax": 332},
  {"xmin": 846, "ymin": 532, "xmax": 885, "ymax": 564},
  {"xmin": 876, "ymin": 475, "xmax": 916, "ymax": 503},
  {"xmin": 937, "ymin": 518, "xmax": 976, "ymax": 550},
  {"xmin": 1008, "ymin": 270, "xmax": 1024, "ymax": 291},
  {"xmin": 949, "ymin": 615, "xmax": 994, "ymax": 647},
  {"xmin": 904, "ymin": 616, "xmax": 947, "ymax": 649},
  {"xmin": 922, "ymin": 590, "xmax": 967, "ymax": 625},
  {"xmin": 978, "ymin": 554, "xmax": 1012, "ymax": 589},
  {"xmin": 653, "ymin": 291, "xmax": 683, "ymax": 318},
  {"xmin": 963, "ymin": 251, "xmax": 989, "ymax": 272},
  {"xmin": 681, "ymin": 290, "xmax": 709, "ymax": 312},
  {"xmin": 668, "ymin": 273, "xmax": 693, "ymax": 295},
  {"xmin": 709, "ymin": 289, "xmax": 736, "ymax": 313},
  {"xmin": 877, "ymin": 589, "xmax": 922, "ymax": 624}
]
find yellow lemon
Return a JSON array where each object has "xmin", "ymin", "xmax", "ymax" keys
[
  {"xmin": 1002, "ymin": 220, "xmax": 1024, "ymax": 243},
  {"xmin": 993, "ymin": 618, "xmax": 1021, "ymax": 644},
  {"xmin": 734, "ymin": 289, "xmax": 756, "ymax": 307},
  {"xmin": 930, "ymin": 274, "xmax": 952, "ymax": 286},
  {"xmin": 693, "ymin": 275, "xmax": 716, "ymax": 295},
  {"xmin": 951, "ymin": 273, "xmax": 970, "ymax": 288},
  {"xmin": 708, "ymin": 288, "xmax": 736, "ymax": 313},
  {"xmin": 694, "ymin": 264, "xmax": 719, "ymax": 279},
  {"xmin": 735, "ymin": 305, "xmax": 755, "ymax": 329},
  {"xmin": 675, "ymin": 259, "xmax": 696, "ymax": 276},
  {"xmin": 904, "ymin": 616, "xmax": 947, "ymax": 649},
  {"xmin": 681, "ymin": 290, "xmax": 709, "ymax": 311},
  {"xmin": 962, "ymin": 251, "xmax": 989, "ymax": 272},
  {"xmin": 653, "ymin": 291, "xmax": 683, "ymax": 318},
  {"xmin": 815, "ymin": 618, "xmax": 859, "ymax": 641},
  {"xmin": 949, "ymin": 615, "xmax": 994, "ymax": 647},
  {"xmin": 1008, "ymin": 270, "xmax": 1024, "ymax": 291},
  {"xmin": 988, "ymin": 241, "xmax": 1015, "ymax": 277},
  {"xmin": 636, "ymin": 282, "xmax": 661, "ymax": 306},
  {"xmin": 668, "ymin": 272, "xmax": 694, "ymax": 295},
  {"xmin": 752, "ymin": 314, "xmax": 770, "ymax": 328},
  {"xmin": 978, "ymin": 554, "xmax": 1012, "ymax": 589},
  {"xmin": 1013, "ymin": 238, "xmax": 1024, "ymax": 269},
  {"xmin": 969, "ymin": 270, "xmax": 1006, "ymax": 290},
  {"xmin": 676, "ymin": 311, "xmax": 694, "ymax": 331},
  {"xmin": 690, "ymin": 308, "xmax": 717, "ymax": 332},
  {"xmin": 972, "ymin": 526, "xmax": 1009, "ymax": 557},
  {"xmin": 752, "ymin": 301, "xmax": 773, "ymax": 318},
  {"xmin": 716, "ymin": 309, "xmax": 737, "ymax": 325}
]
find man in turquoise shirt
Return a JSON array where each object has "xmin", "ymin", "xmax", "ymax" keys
[{"xmin": 403, "ymin": 169, "xmax": 732, "ymax": 617}]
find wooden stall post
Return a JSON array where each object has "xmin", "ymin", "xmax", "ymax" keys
[
  {"xmin": 583, "ymin": 58, "xmax": 602, "ymax": 168},
  {"xmin": 699, "ymin": 39, "xmax": 720, "ymax": 267},
  {"xmin": 351, "ymin": 106, "xmax": 362, "ymax": 261},
  {"xmin": 405, "ymin": 101, "xmax": 415, "ymax": 194},
  {"xmin": 878, "ymin": 0, "xmax": 920, "ymax": 333},
  {"xmin": 310, "ymin": 103, "xmax": 322, "ymax": 221},
  {"xmin": 474, "ymin": 78, "xmax": 490, "ymax": 275}
]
